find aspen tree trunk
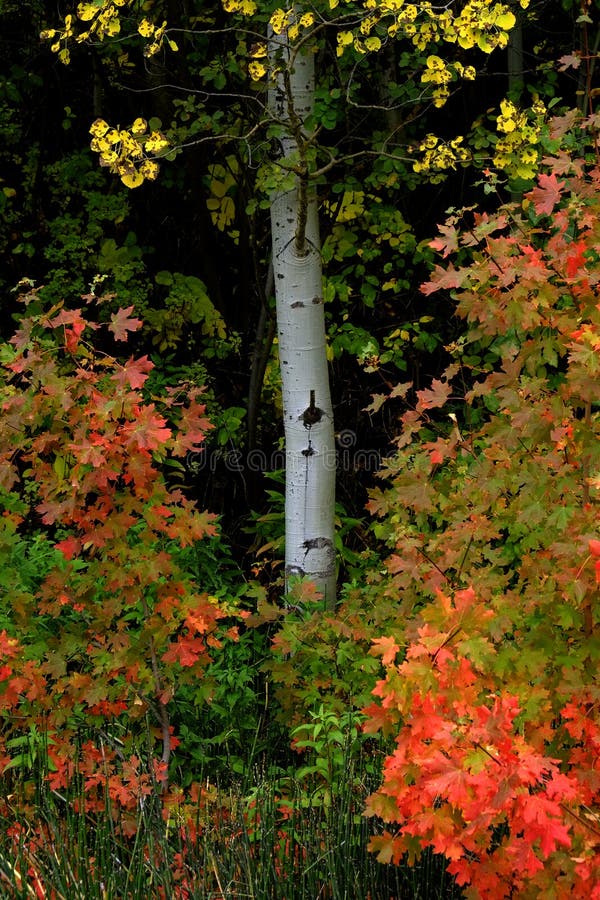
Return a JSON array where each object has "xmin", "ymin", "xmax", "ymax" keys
[{"xmin": 268, "ymin": 33, "xmax": 336, "ymax": 607}]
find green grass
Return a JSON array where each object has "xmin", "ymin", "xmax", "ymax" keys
[{"xmin": 0, "ymin": 753, "xmax": 463, "ymax": 900}]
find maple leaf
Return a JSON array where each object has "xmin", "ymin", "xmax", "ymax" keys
[
  {"xmin": 558, "ymin": 52, "xmax": 581, "ymax": 71},
  {"xmin": 162, "ymin": 635, "xmax": 208, "ymax": 667},
  {"xmin": 121, "ymin": 404, "xmax": 172, "ymax": 450},
  {"xmin": 415, "ymin": 379, "xmax": 452, "ymax": 412},
  {"xmin": 369, "ymin": 635, "xmax": 400, "ymax": 666},
  {"xmin": 420, "ymin": 263, "xmax": 465, "ymax": 296},
  {"xmin": 170, "ymin": 398, "xmax": 212, "ymax": 456},
  {"xmin": 51, "ymin": 308, "xmax": 94, "ymax": 352},
  {"xmin": 565, "ymin": 241, "xmax": 587, "ymax": 278},
  {"xmin": 529, "ymin": 173, "xmax": 566, "ymax": 216},
  {"xmin": 55, "ymin": 535, "xmax": 81, "ymax": 560},
  {"xmin": 540, "ymin": 151, "xmax": 584, "ymax": 177},
  {"xmin": 108, "ymin": 306, "xmax": 143, "ymax": 341},
  {"xmin": 111, "ymin": 355, "xmax": 154, "ymax": 390},
  {"xmin": 430, "ymin": 222, "xmax": 459, "ymax": 258},
  {"xmin": 363, "ymin": 393, "xmax": 387, "ymax": 414}
]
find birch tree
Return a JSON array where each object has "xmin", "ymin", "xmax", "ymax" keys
[
  {"xmin": 41, "ymin": 0, "xmax": 538, "ymax": 609},
  {"xmin": 268, "ymin": 31, "xmax": 336, "ymax": 605}
]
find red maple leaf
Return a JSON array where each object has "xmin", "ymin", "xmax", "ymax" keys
[
  {"xmin": 121, "ymin": 404, "xmax": 172, "ymax": 450},
  {"xmin": 429, "ymin": 223, "xmax": 459, "ymax": 258},
  {"xmin": 108, "ymin": 306, "xmax": 143, "ymax": 342},
  {"xmin": 111, "ymin": 355, "xmax": 154, "ymax": 390},
  {"xmin": 162, "ymin": 635, "xmax": 208, "ymax": 667},
  {"xmin": 566, "ymin": 241, "xmax": 587, "ymax": 278},
  {"xmin": 415, "ymin": 379, "xmax": 452, "ymax": 412},
  {"xmin": 55, "ymin": 535, "xmax": 81, "ymax": 560},
  {"xmin": 170, "ymin": 398, "xmax": 212, "ymax": 456},
  {"xmin": 420, "ymin": 263, "xmax": 465, "ymax": 296},
  {"xmin": 51, "ymin": 308, "xmax": 94, "ymax": 352},
  {"xmin": 529, "ymin": 173, "xmax": 566, "ymax": 216},
  {"xmin": 369, "ymin": 635, "xmax": 400, "ymax": 666}
]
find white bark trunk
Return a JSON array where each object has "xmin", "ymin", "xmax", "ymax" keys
[{"xmin": 269, "ymin": 34, "xmax": 336, "ymax": 606}]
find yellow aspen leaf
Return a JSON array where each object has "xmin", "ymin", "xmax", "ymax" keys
[
  {"xmin": 89, "ymin": 118, "xmax": 110, "ymax": 138},
  {"xmin": 50, "ymin": 41, "xmax": 61, "ymax": 53},
  {"xmin": 337, "ymin": 31, "xmax": 353, "ymax": 46},
  {"xmin": 476, "ymin": 33, "xmax": 494, "ymax": 53},
  {"xmin": 59, "ymin": 48, "xmax": 71, "ymax": 64},
  {"xmin": 145, "ymin": 132, "xmax": 170, "ymax": 153},
  {"xmin": 457, "ymin": 31, "xmax": 475, "ymax": 50},
  {"xmin": 167, "ymin": 38, "xmax": 178, "ymax": 51},
  {"xmin": 269, "ymin": 8, "xmax": 287, "ymax": 33},
  {"xmin": 250, "ymin": 43, "xmax": 267, "ymax": 58},
  {"xmin": 329, "ymin": 0, "xmax": 339, "ymax": 7},
  {"xmin": 131, "ymin": 117, "xmax": 147, "ymax": 135},
  {"xmin": 138, "ymin": 18, "xmax": 155, "ymax": 37},
  {"xmin": 288, "ymin": 24, "xmax": 300, "ymax": 41},
  {"xmin": 496, "ymin": 10, "xmax": 516, "ymax": 30},
  {"xmin": 140, "ymin": 160, "xmax": 159, "ymax": 180},
  {"xmin": 40, "ymin": 29, "xmax": 56, "ymax": 39},
  {"xmin": 364, "ymin": 36, "xmax": 381, "ymax": 51},
  {"xmin": 77, "ymin": 3, "xmax": 97, "ymax": 21},
  {"xmin": 120, "ymin": 169, "xmax": 144, "ymax": 189},
  {"xmin": 248, "ymin": 60, "xmax": 266, "ymax": 80},
  {"xmin": 299, "ymin": 12, "xmax": 314, "ymax": 27},
  {"xmin": 426, "ymin": 55, "xmax": 444, "ymax": 70}
]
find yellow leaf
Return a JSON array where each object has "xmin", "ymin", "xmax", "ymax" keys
[
  {"xmin": 496, "ymin": 11, "xmax": 516, "ymax": 30},
  {"xmin": 59, "ymin": 48, "xmax": 71, "ymax": 64},
  {"xmin": 140, "ymin": 160, "xmax": 160, "ymax": 180},
  {"xmin": 138, "ymin": 18, "xmax": 155, "ymax": 37},
  {"xmin": 476, "ymin": 33, "xmax": 493, "ymax": 53},
  {"xmin": 167, "ymin": 38, "xmax": 178, "ymax": 51},
  {"xmin": 145, "ymin": 131, "xmax": 170, "ymax": 153},
  {"xmin": 364, "ymin": 36, "xmax": 381, "ymax": 51},
  {"xmin": 90, "ymin": 120, "xmax": 111, "ymax": 141},
  {"xmin": 426, "ymin": 55, "xmax": 444, "ymax": 69},
  {"xmin": 248, "ymin": 60, "xmax": 266, "ymax": 80},
  {"xmin": 120, "ymin": 169, "xmax": 144, "ymax": 189},
  {"xmin": 77, "ymin": 3, "xmax": 97, "ymax": 22},
  {"xmin": 131, "ymin": 117, "xmax": 147, "ymax": 135}
]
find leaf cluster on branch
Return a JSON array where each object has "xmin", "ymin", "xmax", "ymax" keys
[{"xmin": 363, "ymin": 130, "xmax": 600, "ymax": 897}]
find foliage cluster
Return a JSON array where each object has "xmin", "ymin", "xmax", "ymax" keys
[
  {"xmin": 363, "ymin": 133, "xmax": 600, "ymax": 897},
  {"xmin": 0, "ymin": 289, "xmax": 245, "ymax": 817}
]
